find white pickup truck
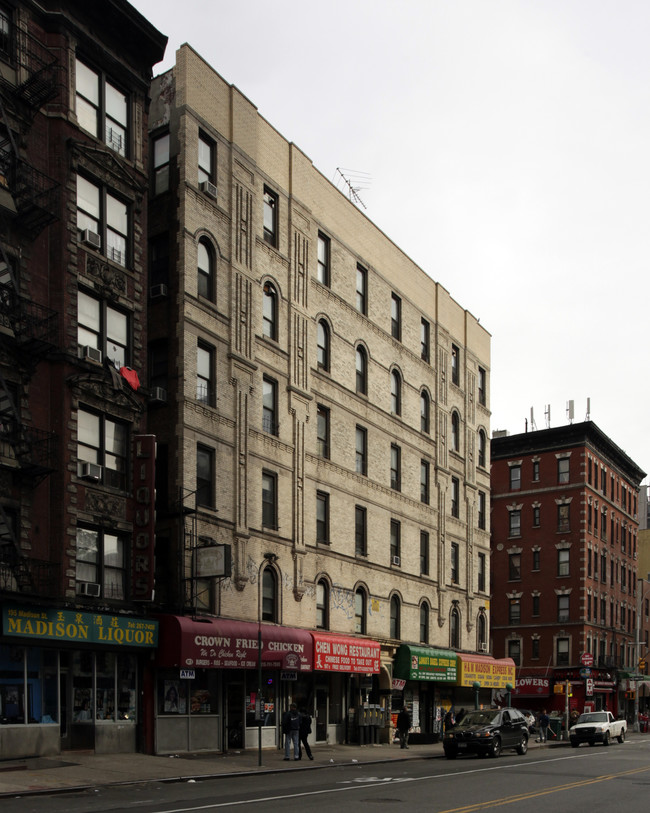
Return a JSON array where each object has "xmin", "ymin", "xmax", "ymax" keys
[{"xmin": 569, "ymin": 711, "xmax": 627, "ymax": 747}]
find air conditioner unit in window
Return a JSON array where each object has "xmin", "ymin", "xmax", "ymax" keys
[
  {"xmin": 200, "ymin": 180, "xmax": 217, "ymax": 200},
  {"xmin": 78, "ymin": 581, "xmax": 101, "ymax": 597},
  {"xmin": 149, "ymin": 283, "xmax": 168, "ymax": 299},
  {"xmin": 149, "ymin": 386, "xmax": 167, "ymax": 404},
  {"xmin": 392, "ymin": 555, "xmax": 401, "ymax": 567},
  {"xmin": 478, "ymin": 643, "xmax": 488, "ymax": 653},
  {"xmin": 78, "ymin": 461, "xmax": 102, "ymax": 481},
  {"xmin": 81, "ymin": 229, "xmax": 101, "ymax": 249},
  {"xmin": 80, "ymin": 345, "xmax": 102, "ymax": 364}
]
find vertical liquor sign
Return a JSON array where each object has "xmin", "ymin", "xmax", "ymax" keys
[{"xmin": 132, "ymin": 435, "xmax": 156, "ymax": 600}]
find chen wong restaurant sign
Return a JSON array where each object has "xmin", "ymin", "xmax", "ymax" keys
[
  {"xmin": 312, "ymin": 633, "xmax": 380, "ymax": 673},
  {"xmin": 3, "ymin": 605, "xmax": 158, "ymax": 647}
]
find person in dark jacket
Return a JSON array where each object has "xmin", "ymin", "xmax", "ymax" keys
[
  {"xmin": 298, "ymin": 707, "xmax": 313, "ymax": 760},
  {"xmin": 396, "ymin": 707, "xmax": 411, "ymax": 749},
  {"xmin": 282, "ymin": 703, "xmax": 301, "ymax": 760}
]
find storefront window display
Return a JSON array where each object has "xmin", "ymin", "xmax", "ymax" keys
[
  {"xmin": 157, "ymin": 670, "xmax": 218, "ymax": 715},
  {"xmin": 71, "ymin": 650, "xmax": 137, "ymax": 722},
  {"xmin": 0, "ymin": 645, "xmax": 59, "ymax": 724},
  {"xmin": 245, "ymin": 670, "xmax": 276, "ymax": 728}
]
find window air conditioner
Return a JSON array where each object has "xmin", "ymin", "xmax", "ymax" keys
[
  {"xmin": 81, "ymin": 229, "xmax": 101, "ymax": 249},
  {"xmin": 149, "ymin": 386, "xmax": 167, "ymax": 404},
  {"xmin": 199, "ymin": 180, "xmax": 217, "ymax": 200},
  {"xmin": 78, "ymin": 461, "xmax": 102, "ymax": 481},
  {"xmin": 78, "ymin": 581, "xmax": 101, "ymax": 597},
  {"xmin": 478, "ymin": 643, "xmax": 488, "ymax": 653},
  {"xmin": 392, "ymin": 555, "xmax": 401, "ymax": 567},
  {"xmin": 149, "ymin": 283, "xmax": 168, "ymax": 299},
  {"xmin": 80, "ymin": 345, "xmax": 102, "ymax": 364}
]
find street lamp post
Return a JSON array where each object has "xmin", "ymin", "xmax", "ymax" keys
[{"xmin": 257, "ymin": 552, "xmax": 278, "ymax": 767}]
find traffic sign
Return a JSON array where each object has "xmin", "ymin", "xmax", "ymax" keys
[{"xmin": 581, "ymin": 653, "xmax": 594, "ymax": 667}]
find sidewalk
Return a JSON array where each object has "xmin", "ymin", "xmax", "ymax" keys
[{"xmin": 0, "ymin": 736, "xmax": 568, "ymax": 799}]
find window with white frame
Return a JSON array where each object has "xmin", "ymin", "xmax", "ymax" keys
[
  {"xmin": 152, "ymin": 132, "xmax": 170, "ymax": 195},
  {"xmin": 316, "ymin": 491, "xmax": 329, "ymax": 544},
  {"xmin": 77, "ymin": 408, "xmax": 127, "ymax": 490},
  {"xmin": 317, "ymin": 232, "xmax": 330, "ymax": 286},
  {"xmin": 77, "ymin": 175, "xmax": 128, "ymax": 266},
  {"xmin": 196, "ymin": 342, "xmax": 214, "ymax": 405},
  {"xmin": 317, "ymin": 320, "xmax": 330, "ymax": 371},
  {"xmin": 76, "ymin": 526, "xmax": 126, "ymax": 600},
  {"xmin": 76, "ymin": 58, "xmax": 128, "ymax": 156},
  {"xmin": 263, "ymin": 187, "xmax": 278, "ymax": 246},
  {"xmin": 316, "ymin": 579, "xmax": 329, "ymax": 629},
  {"xmin": 198, "ymin": 132, "xmax": 215, "ymax": 187},
  {"xmin": 262, "ymin": 470, "xmax": 277, "ymax": 529},
  {"xmin": 557, "ymin": 548, "xmax": 570, "ymax": 577},
  {"xmin": 78, "ymin": 289, "xmax": 128, "ymax": 368},
  {"xmin": 197, "ymin": 239, "xmax": 214, "ymax": 300}
]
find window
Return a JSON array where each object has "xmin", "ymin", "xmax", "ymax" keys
[
  {"xmin": 391, "ymin": 293, "xmax": 401, "ymax": 340},
  {"xmin": 355, "ymin": 506, "xmax": 367, "ymax": 556},
  {"xmin": 355, "ymin": 425, "xmax": 367, "ymax": 475},
  {"xmin": 149, "ymin": 233, "xmax": 170, "ymax": 288},
  {"xmin": 420, "ymin": 531, "xmax": 429, "ymax": 576},
  {"xmin": 197, "ymin": 239, "xmax": 214, "ymax": 300},
  {"xmin": 390, "ymin": 519, "xmax": 401, "ymax": 562},
  {"xmin": 533, "ymin": 506, "xmax": 540, "ymax": 527},
  {"xmin": 77, "ymin": 408, "xmax": 128, "ymax": 490},
  {"xmin": 420, "ymin": 391, "xmax": 430, "ymax": 433},
  {"xmin": 556, "ymin": 637, "xmax": 569, "ymax": 666},
  {"xmin": 316, "ymin": 580, "xmax": 329, "ymax": 629},
  {"xmin": 261, "ymin": 567, "xmax": 277, "ymax": 622},
  {"xmin": 558, "ymin": 549, "xmax": 570, "ymax": 577},
  {"xmin": 451, "ymin": 477, "xmax": 460, "ymax": 518},
  {"xmin": 450, "ymin": 607, "xmax": 460, "ymax": 649},
  {"xmin": 509, "ymin": 465, "xmax": 521, "ymax": 490},
  {"xmin": 354, "ymin": 588, "xmax": 367, "ymax": 634},
  {"xmin": 262, "ymin": 377, "xmax": 278, "ymax": 436},
  {"xmin": 196, "ymin": 342, "xmax": 214, "ymax": 405},
  {"xmin": 152, "ymin": 132, "xmax": 170, "ymax": 195},
  {"xmin": 317, "ymin": 404, "xmax": 330, "ymax": 458},
  {"xmin": 317, "ymin": 232, "xmax": 330, "ymax": 286},
  {"xmin": 196, "ymin": 445, "xmax": 214, "ymax": 508},
  {"xmin": 355, "ymin": 346, "xmax": 367, "ymax": 394},
  {"xmin": 316, "ymin": 492, "xmax": 329, "ymax": 544},
  {"xmin": 0, "ymin": 8, "xmax": 10, "ymax": 61},
  {"xmin": 478, "ymin": 430, "xmax": 487, "ymax": 468},
  {"xmin": 390, "ymin": 370, "xmax": 401, "ymax": 415},
  {"xmin": 420, "ymin": 319, "xmax": 430, "ymax": 362},
  {"xmin": 390, "ymin": 595, "xmax": 400, "ymax": 639},
  {"xmin": 77, "ymin": 175, "xmax": 128, "ymax": 266},
  {"xmin": 509, "ymin": 598, "xmax": 521, "ymax": 625},
  {"xmin": 532, "ymin": 549, "xmax": 540, "ymax": 570},
  {"xmin": 356, "ymin": 264, "xmax": 367, "ymax": 314},
  {"xmin": 508, "ymin": 639, "xmax": 521, "ymax": 666},
  {"xmin": 477, "ymin": 613, "xmax": 487, "ymax": 650},
  {"xmin": 451, "ymin": 542, "xmax": 459, "ymax": 584},
  {"xmin": 557, "ymin": 504, "xmax": 570, "ymax": 533},
  {"xmin": 558, "ymin": 457, "xmax": 570, "ymax": 484},
  {"xmin": 532, "ymin": 460, "xmax": 540, "ymax": 481},
  {"xmin": 263, "ymin": 187, "xmax": 278, "ymax": 246},
  {"xmin": 451, "ymin": 411, "xmax": 460, "ymax": 452},
  {"xmin": 420, "ymin": 603, "xmax": 429, "ymax": 644},
  {"xmin": 478, "ymin": 367, "xmax": 486, "ymax": 406},
  {"xmin": 76, "ymin": 527, "xmax": 126, "ymax": 600},
  {"xmin": 478, "ymin": 552, "xmax": 486, "ymax": 592},
  {"xmin": 451, "ymin": 344, "xmax": 460, "ymax": 386},
  {"xmin": 76, "ymin": 58, "xmax": 128, "ymax": 156},
  {"xmin": 421, "ymin": 460, "xmax": 430, "ymax": 504},
  {"xmin": 478, "ymin": 491, "xmax": 486, "ymax": 530},
  {"xmin": 317, "ymin": 321, "xmax": 330, "ymax": 371},
  {"xmin": 532, "ymin": 638, "xmax": 540, "ymax": 659},
  {"xmin": 78, "ymin": 289, "xmax": 128, "ymax": 368},
  {"xmin": 390, "ymin": 444, "xmax": 401, "ymax": 491},
  {"xmin": 509, "ymin": 553, "xmax": 521, "ymax": 580},
  {"xmin": 262, "ymin": 470, "xmax": 277, "ymax": 529},
  {"xmin": 532, "ymin": 594, "xmax": 540, "ymax": 615},
  {"xmin": 148, "ymin": 340, "xmax": 168, "ymax": 396},
  {"xmin": 509, "ymin": 510, "xmax": 521, "ymax": 537},
  {"xmin": 198, "ymin": 132, "xmax": 214, "ymax": 187},
  {"xmin": 262, "ymin": 281, "xmax": 277, "ymax": 340}
]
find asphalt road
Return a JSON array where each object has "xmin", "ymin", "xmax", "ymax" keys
[{"xmin": 6, "ymin": 738, "xmax": 650, "ymax": 813}]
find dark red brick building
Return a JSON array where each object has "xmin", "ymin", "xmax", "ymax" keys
[{"xmin": 491, "ymin": 422, "xmax": 645, "ymax": 722}]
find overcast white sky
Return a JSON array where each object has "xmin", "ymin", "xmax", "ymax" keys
[{"xmin": 131, "ymin": 0, "xmax": 650, "ymax": 483}]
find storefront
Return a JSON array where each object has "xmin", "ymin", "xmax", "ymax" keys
[
  {"xmin": 392, "ymin": 644, "xmax": 457, "ymax": 742},
  {"xmin": 0, "ymin": 602, "xmax": 158, "ymax": 759},
  {"xmin": 511, "ymin": 675, "xmax": 551, "ymax": 715},
  {"xmin": 456, "ymin": 654, "xmax": 516, "ymax": 711},
  {"xmin": 155, "ymin": 615, "xmax": 313, "ymax": 754},
  {"xmin": 551, "ymin": 668, "xmax": 616, "ymax": 716}
]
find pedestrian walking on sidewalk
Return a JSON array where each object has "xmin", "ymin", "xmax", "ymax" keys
[
  {"xmin": 298, "ymin": 707, "xmax": 313, "ymax": 760},
  {"xmin": 536, "ymin": 710, "xmax": 550, "ymax": 743},
  {"xmin": 396, "ymin": 707, "xmax": 411, "ymax": 749},
  {"xmin": 282, "ymin": 703, "xmax": 301, "ymax": 760}
]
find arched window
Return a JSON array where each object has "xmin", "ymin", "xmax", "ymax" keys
[
  {"xmin": 390, "ymin": 370, "xmax": 401, "ymax": 415},
  {"xmin": 262, "ymin": 281, "xmax": 277, "ymax": 340},
  {"xmin": 354, "ymin": 588, "xmax": 366, "ymax": 634},
  {"xmin": 317, "ymin": 320, "xmax": 330, "ymax": 371},
  {"xmin": 451, "ymin": 411, "xmax": 460, "ymax": 452},
  {"xmin": 356, "ymin": 345, "xmax": 367, "ymax": 395},
  {"xmin": 197, "ymin": 239, "xmax": 213, "ymax": 300},
  {"xmin": 420, "ymin": 391, "xmax": 430, "ymax": 433},
  {"xmin": 390, "ymin": 595, "xmax": 401, "ymax": 639},
  {"xmin": 477, "ymin": 612, "xmax": 487, "ymax": 651},
  {"xmin": 450, "ymin": 606, "xmax": 460, "ymax": 649},
  {"xmin": 478, "ymin": 430, "xmax": 487, "ymax": 468},
  {"xmin": 316, "ymin": 579, "xmax": 329, "ymax": 630},
  {"xmin": 420, "ymin": 603, "xmax": 429, "ymax": 644},
  {"xmin": 261, "ymin": 567, "xmax": 278, "ymax": 622}
]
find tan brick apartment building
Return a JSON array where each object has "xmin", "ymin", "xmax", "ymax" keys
[
  {"xmin": 491, "ymin": 422, "xmax": 645, "ymax": 722},
  {"xmin": 147, "ymin": 45, "xmax": 498, "ymax": 753}
]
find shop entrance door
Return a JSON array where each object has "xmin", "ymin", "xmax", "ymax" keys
[
  {"xmin": 226, "ymin": 680, "xmax": 244, "ymax": 749},
  {"xmin": 315, "ymin": 686, "xmax": 328, "ymax": 742},
  {"xmin": 59, "ymin": 669, "xmax": 70, "ymax": 750}
]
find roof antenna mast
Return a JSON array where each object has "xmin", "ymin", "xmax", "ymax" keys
[{"xmin": 334, "ymin": 167, "xmax": 370, "ymax": 210}]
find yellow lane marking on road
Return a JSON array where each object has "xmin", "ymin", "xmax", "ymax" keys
[{"xmin": 436, "ymin": 764, "xmax": 650, "ymax": 813}]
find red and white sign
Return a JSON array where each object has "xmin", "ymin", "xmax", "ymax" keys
[
  {"xmin": 513, "ymin": 676, "xmax": 550, "ymax": 696},
  {"xmin": 581, "ymin": 653, "xmax": 594, "ymax": 667},
  {"xmin": 312, "ymin": 633, "xmax": 380, "ymax": 673},
  {"xmin": 585, "ymin": 678, "xmax": 594, "ymax": 696}
]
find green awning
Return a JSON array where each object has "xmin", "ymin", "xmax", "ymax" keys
[{"xmin": 394, "ymin": 644, "xmax": 457, "ymax": 682}]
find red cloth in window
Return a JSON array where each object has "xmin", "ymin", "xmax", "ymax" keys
[{"xmin": 120, "ymin": 367, "xmax": 140, "ymax": 391}]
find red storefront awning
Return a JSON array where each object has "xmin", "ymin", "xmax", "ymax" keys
[
  {"xmin": 155, "ymin": 616, "xmax": 312, "ymax": 672},
  {"xmin": 312, "ymin": 632, "xmax": 381, "ymax": 673}
]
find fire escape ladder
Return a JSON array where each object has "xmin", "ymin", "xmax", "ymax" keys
[{"xmin": 0, "ymin": 502, "xmax": 35, "ymax": 593}]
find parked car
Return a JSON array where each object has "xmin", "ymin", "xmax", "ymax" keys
[
  {"xmin": 569, "ymin": 711, "xmax": 626, "ymax": 747},
  {"xmin": 443, "ymin": 707, "xmax": 529, "ymax": 759}
]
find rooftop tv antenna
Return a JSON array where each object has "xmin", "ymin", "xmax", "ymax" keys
[
  {"xmin": 585, "ymin": 397, "xmax": 591, "ymax": 421},
  {"xmin": 544, "ymin": 404, "xmax": 551, "ymax": 429},
  {"xmin": 334, "ymin": 167, "xmax": 370, "ymax": 210},
  {"xmin": 530, "ymin": 407, "xmax": 537, "ymax": 431},
  {"xmin": 567, "ymin": 400, "xmax": 574, "ymax": 424}
]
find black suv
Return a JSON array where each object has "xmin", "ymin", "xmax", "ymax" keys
[{"xmin": 443, "ymin": 708, "xmax": 529, "ymax": 759}]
